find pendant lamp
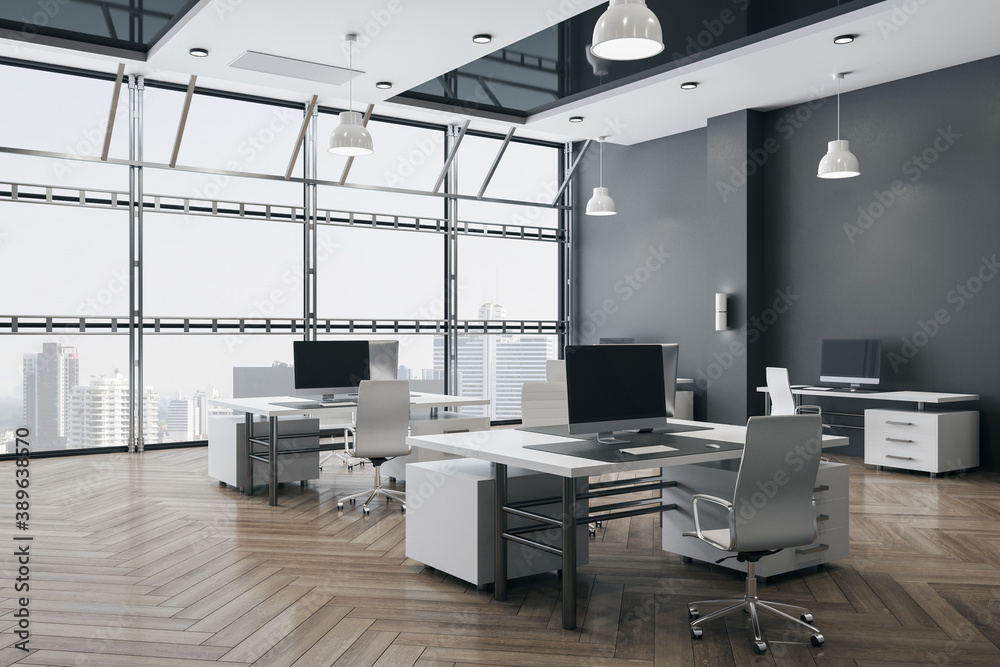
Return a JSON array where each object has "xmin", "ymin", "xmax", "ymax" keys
[
  {"xmin": 586, "ymin": 137, "xmax": 616, "ymax": 216},
  {"xmin": 817, "ymin": 73, "xmax": 859, "ymax": 179},
  {"xmin": 330, "ymin": 34, "xmax": 373, "ymax": 156},
  {"xmin": 591, "ymin": 0, "xmax": 664, "ymax": 61}
]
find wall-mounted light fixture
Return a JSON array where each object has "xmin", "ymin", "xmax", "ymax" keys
[{"xmin": 715, "ymin": 293, "xmax": 728, "ymax": 331}]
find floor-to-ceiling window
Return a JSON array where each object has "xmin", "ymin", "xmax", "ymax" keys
[{"xmin": 0, "ymin": 61, "xmax": 567, "ymax": 454}]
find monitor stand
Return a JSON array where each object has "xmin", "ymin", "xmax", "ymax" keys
[{"xmin": 596, "ymin": 431, "xmax": 630, "ymax": 445}]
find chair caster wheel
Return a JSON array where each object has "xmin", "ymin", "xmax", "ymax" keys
[
  {"xmin": 801, "ymin": 613, "xmax": 813, "ymax": 623},
  {"xmin": 688, "ymin": 607, "xmax": 699, "ymax": 619},
  {"xmin": 347, "ymin": 465, "xmax": 353, "ymax": 471},
  {"xmin": 811, "ymin": 634, "xmax": 824, "ymax": 646},
  {"xmin": 401, "ymin": 505, "xmax": 406, "ymax": 512},
  {"xmin": 389, "ymin": 476, "xmax": 396, "ymax": 483},
  {"xmin": 589, "ymin": 528, "xmax": 596, "ymax": 537},
  {"xmin": 595, "ymin": 521, "xmax": 602, "ymax": 527},
  {"xmin": 690, "ymin": 627, "xmax": 702, "ymax": 639},
  {"xmin": 350, "ymin": 498, "xmax": 355, "ymax": 504},
  {"xmin": 753, "ymin": 641, "xmax": 768, "ymax": 654},
  {"xmin": 337, "ymin": 503, "xmax": 344, "ymax": 510},
  {"xmin": 363, "ymin": 506, "xmax": 370, "ymax": 515}
]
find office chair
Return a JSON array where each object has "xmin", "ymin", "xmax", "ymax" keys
[
  {"xmin": 336, "ymin": 380, "xmax": 410, "ymax": 515},
  {"xmin": 685, "ymin": 414, "xmax": 825, "ymax": 654},
  {"xmin": 766, "ymin": 367, "xmax": 823, "ymax": 419},
  {"xmin": 520, "ymin": 381, "xmax": 569, "ymax": 428}
]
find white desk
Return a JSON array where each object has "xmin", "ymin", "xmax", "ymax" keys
[
  {"xmin": 406, "ymin": 420, "xmax": 848, "ymax": 630},
  {"xmin": 757, "ymin": 386, "xmax": 978, "ymax": 412},
  {"xmin": 212, "ymin": 393, "xmax": 490, "ymax": 506}
]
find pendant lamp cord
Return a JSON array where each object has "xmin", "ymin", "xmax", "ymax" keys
[
  {"xmin": 599, "ymin": 140, "xmax": 604, "ymax": 186},
  {"xmin": 836, "ymin": 76, "xmax": 841, "ymax": 141},
  {"xmin": 349, "ymin": 40, "xmax": 353, "ymax": 114}
]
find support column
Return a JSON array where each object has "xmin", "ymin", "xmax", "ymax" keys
[
  {"xmin": 560, "ymin": 142, "xmax": 573, "ymax": 349},
  {"xmin": 444, "ymin": 125, "xmax": 461, "ymax": 394},
  {"xmin": 128, "ymin": 74, "xmax": 145, "ymax": 453},
  {"xmin": 303, "ymin": 100, "xmax": 319, "ymax": 340}
]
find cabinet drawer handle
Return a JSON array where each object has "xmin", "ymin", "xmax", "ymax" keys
[
  {"xmin": 886, "ymin": 454, "xmax": 913, "ymax": 461},
  {"xmin": 885, "ymin": 420, "xmax": 913, "ymax": 426},
  {"xmin": 885, "ymin": 437, "xmax": 913, "ymax": 444},
  {"xmin": 817, "ymin": 514, "xmax": 830, "ymax": 522},
  {"xmin": 813, "ymin": 485, "xmax": 830, "ymax": 493},
  {"xmin": 796, "ymin": 544, "xmax": 830, "ymax": 556}
]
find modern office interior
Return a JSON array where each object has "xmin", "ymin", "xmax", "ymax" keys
[{"xmin": 2, "ymin": 0, "xmax": 1000, "ymax": 664}]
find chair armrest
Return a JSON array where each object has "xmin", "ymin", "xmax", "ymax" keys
[{"xmin": 689, "ymin": 494, "xmax": 736, "ymax": 550}]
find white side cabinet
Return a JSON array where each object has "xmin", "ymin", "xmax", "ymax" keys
[
  {"xmin": 660, "ymin": 460, "xmax": 849, "ymax": 578},
  {"xmin": 207, "ymin": 416, "xmax": 320, "ymax": 491},
  {"xmin": 865, "ymin": 409, "xmax": 979, "ymax": 475},
  {"xmin": 381, "ymin": 411, "xmax": 490, "ymax": 482},
  {"xmin": 405, "ymin": 459, "xmax": 588, "ymax": 587}
]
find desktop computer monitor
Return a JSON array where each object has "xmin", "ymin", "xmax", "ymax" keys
[
  {"xmin": 565, "ymin": 343, "xmax": 678, "ymax": 444},
  {"xmin": 368, "ymin": 340, "xmax": 399, "ymax": 380},
  {"xmin": 820, "ymin": 338, "xmax": 881, "ymax": 389},
  {"xmin": 292, "ymin": 340, "xmax": 370, "ymax": 401}
]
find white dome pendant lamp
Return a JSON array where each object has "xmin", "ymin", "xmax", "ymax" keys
[
  {"xmin": 330, "ymin": 33, "xmax": 373, "ymax": 156},
  {"xmin": 591, "ymin": 0, "xmax": 664, "ymax": 61},
  {"xmin": 586, "ymin": 136, "xmax": 616, "ymax": 216},
  {"xmin": 817, "ymin": 73, "xmax": 859, "ymax": 179}
]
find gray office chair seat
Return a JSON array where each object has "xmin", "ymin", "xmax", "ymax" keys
[{"xmin": 684, "ymin": 414, "xmax": 825, "ymax": 655}]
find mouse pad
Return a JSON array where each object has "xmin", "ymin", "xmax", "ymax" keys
[{"xmin": 520, "ymin": 425, "xmax": 742, "ymax": 463}]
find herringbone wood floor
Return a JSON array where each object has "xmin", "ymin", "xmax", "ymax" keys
[{"xmin": 2, "ymin": 446, "xmax": 1000, "ymax": 666}]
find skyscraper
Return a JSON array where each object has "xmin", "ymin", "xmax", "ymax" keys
[
  {"xmin": 23, "ymin": 343, "xmax": 79, "ymax": 448},
  {"xmin": 66, "ymin": 372, "xmax": 159, "ymax": 449},
  {"xmin": 433, "ymin": 302, "xmax": 555, "ymax": 420}
]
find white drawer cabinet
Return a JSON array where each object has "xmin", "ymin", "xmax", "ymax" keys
[
  {"xmin": 660, "ymin": 460, "xmax": 849, "ymax": 578},
  {"xmin": 864, "ymin": 409, "xmax": 978, "ymax": 475}
]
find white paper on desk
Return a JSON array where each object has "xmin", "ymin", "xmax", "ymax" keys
[{"xmin": 621, "ymin": 444, "xmax": 678, "ymax": 455}]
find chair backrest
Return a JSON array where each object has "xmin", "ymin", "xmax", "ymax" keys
[
  {"xmin": 731, "ymin": 414, "xmax": 822, "ymax": 552},
  {"xmin": 765, "ymin": 366, "xmax": 797, "ymax": 416},
  {"xmin": 521, "ymin": 381, "xmax": 568, "ymax": 427},
  {"xmin": 353, "ymin": 380, "xmax": 411, "ymax": 459},
  {"xmin": 546, "ymin": 359, "xmax": 567, "ymax": 382}
]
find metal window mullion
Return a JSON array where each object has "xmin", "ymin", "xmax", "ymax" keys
[
  {"xmin": 561, "ymin": 141, "xmax": 573, "ymax": 350},
  {"xmin": 445, "ymin": 125, "xmax": 460, "ymax": 395},
  {"xmin": 303, "ymin": 100, "xmax": 318, "ymax": 340},
  {"xmin": 127, "ymin": 74, "xmax": 146, "ymax": 453}
]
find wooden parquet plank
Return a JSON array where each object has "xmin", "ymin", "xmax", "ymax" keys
[{"xmin": 3, "ymin": 447, "xmax": 1000, "ymax": 666}]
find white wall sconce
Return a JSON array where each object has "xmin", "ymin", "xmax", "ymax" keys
[{"xmin": 715, "ymin": 293, "xmax": 728, "ymax": 331}]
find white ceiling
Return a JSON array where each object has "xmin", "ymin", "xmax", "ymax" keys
[{"xmin": 2, "ymin": 0, "xmax": 999, "ymax": 146}]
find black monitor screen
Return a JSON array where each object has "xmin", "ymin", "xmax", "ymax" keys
[
  {"xmin": 292, "ymin": 340, "xmax": 371, "ymax": 395},
  {"xmin": 820, "ymin": 339, "xmax": 881, "ymax": 386},
  {"xmin": 565, "ymin": 344, "xmax": 676, "ymax": 439}
]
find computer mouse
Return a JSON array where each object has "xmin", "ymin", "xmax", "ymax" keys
[{"xmin": 705, "ymin": 443, "xmax": 721, "ymax": 449}]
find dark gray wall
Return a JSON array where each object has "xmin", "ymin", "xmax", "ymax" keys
[
  {"xmin": 573, "ymin": 123, "xmax": 762, "ymax": 425},
  {"xmin": 574, "ymin": 53, "xmax": 1000, "ymax": 470},
  {"xmin": 761, "ymin": 56, "xmax": 1000, "ymax": 466}
]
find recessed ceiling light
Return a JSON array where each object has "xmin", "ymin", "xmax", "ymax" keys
[
  {"xmin": 680, "ymin": 81, "xmax": 698, "ymax": 90},
  {"xmin": 375, "ymin": 81, "xmax": 393, "ymax": 90},
  {"xmin": 833, "ymin": 34, "xmax": 856, "ymax": 45},
  {"xmin": 569, "ymin": 116, "xmax": 584, "ymax": 123},
  {"xmin": 472, "ymin": 34, "xmax": 493, "ymax": 44},
  {"xmin": 189, "ymin": 47, "xmax": 209, "ymax": 57}
]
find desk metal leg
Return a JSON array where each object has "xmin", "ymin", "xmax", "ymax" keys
[
  {"xmin": 268, "ymin": 416, "xmax": 278, "ymax": 506},
  {"xmin": 562, "ymin": 476, "xmax": 577, "ymax": 630},
  {"xmin": 494, "ymin": 462, "xmax": 508, "ymax": 602},
  {"xmin": 764, "ymin": 393, "xmax": 771, "ymax": 415},
  {"xmin": 245, "ymin": 412, "xmax": 254, "ymax": 496}
]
